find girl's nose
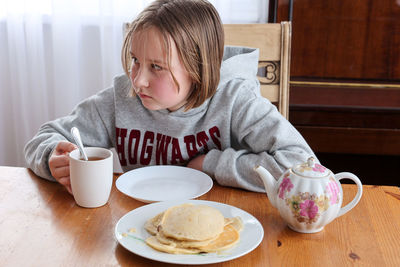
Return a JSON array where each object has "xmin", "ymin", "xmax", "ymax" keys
[{"xmin": 131, "ymin": 68, "xmax": 149, "ymax": 90}]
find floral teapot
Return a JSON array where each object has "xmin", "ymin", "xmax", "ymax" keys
[{"xmin": 254, "ymin": 157, "xmax": 362, "ymax": 233}]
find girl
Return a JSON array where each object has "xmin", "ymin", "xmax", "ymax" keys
[{"xmin": 25, "ymin": 0, "xmax": 316, "ymax": 194}]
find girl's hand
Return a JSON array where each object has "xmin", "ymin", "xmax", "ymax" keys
[
  {"xmin": 187, "ymin": 154, "xmax": 206, "ymax": 171},
  {"xmin": 48, "ymin": 141, "xmax": 78, "ymax": 194}
]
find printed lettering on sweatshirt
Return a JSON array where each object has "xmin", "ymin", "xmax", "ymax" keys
[{"xmin": 115, "ymin": 126, "xmax": 222, "ymax": 167}]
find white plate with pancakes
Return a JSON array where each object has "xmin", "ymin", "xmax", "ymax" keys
[
  {"xmin": 116, "ymin": 166, "xmax": 213, "ymax": 203},
  {"xmin": 115, "ymin": 200, "xmax": 264, "ymax": 265}
]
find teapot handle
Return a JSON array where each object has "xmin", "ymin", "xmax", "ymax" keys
[{"xmin": 335, "ymin": 172, "xmax": 363, "ymax": 218}]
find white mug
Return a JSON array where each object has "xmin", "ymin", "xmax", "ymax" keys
[{"xmin": 69, "ymin": 147, "xmax": 113, "ymax": 208}]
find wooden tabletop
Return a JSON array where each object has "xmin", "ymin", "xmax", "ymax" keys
[{"xmin": 1, "ymin": 166, "xmax": 399, "ymax": 266}]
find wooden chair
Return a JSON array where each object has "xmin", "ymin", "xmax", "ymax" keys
[{"xmin": 224, "ymin": 22, "xmax": 292, "ymax": 119}]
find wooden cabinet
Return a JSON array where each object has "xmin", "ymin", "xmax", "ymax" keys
[
  {"xmin": 287, "ymin": 1, "xmax": 400, "ymax": 81},
  {"xmin": 272, "ymin": 0, "xmax": 400, "ymax": 185}
]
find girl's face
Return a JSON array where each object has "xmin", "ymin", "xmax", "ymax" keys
[{"xmin": 129, "ymin": 27, "xmax": 192, "ymax": 112}]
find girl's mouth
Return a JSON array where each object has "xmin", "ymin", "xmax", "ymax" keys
[{"xmin": 139, "ymin": 93, "xmax": 151, "ymax": 99}]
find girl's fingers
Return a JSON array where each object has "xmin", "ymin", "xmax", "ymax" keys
[
  {"xmin": 58, "ymin": 176, "xmax": 71, "ymax": 186},
  {"xmin": 55, "ymin": 141, "xmax": 78, "ymax": 154},
  {"xmin": 58, "ymin": 177, "xmax": 73, "ymax": 195},
  {"xmin": 52, "ymin": 165, "xmax": 70, "ymax": 180},
  {"xmin": 49, "ymin": 141, "xmax": 77, "ymax": 195},
  {"xmin": 66, "ymin": 185, "xmax": 72, "ymax": 195},
  {"xmin": 49, "ymin": 154, "xmax": 70, "ymax": 169}
]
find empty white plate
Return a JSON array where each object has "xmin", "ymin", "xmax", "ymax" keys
[{"xmin": 116, "ymin": 166, "xmax": 213, "ymax": 203}]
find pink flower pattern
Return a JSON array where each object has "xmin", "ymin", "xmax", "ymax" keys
[
  {"xmin": 312, "ymin": 163, "xmax": 326, "ymax": 173},
  {"xmin": 284, "ymin": 180, "xmax": 340, "ymax": 225},
  {"xmin": 278, "ymin": 176, "xmax": 293, "ymax": 199},
  {"xmin": 299, "ymin": 200, "xmax": 319, "ymax": 219},
  {"xmin": 326, "ymin": 179, "xmax": 340, "ymax": 205}
]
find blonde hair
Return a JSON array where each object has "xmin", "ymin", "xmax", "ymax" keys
[{"xmin": 121, "ymin": 0, "xmax": 224, "ymax": 111}]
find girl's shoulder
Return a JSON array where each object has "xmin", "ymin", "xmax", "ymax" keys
[
  {"xmin": 89, "ymin": 74, "xmax": 130, "ymax": 105},
  {"xmin": 205, "ymin": 77, "xmax": 269, "ymax": 117},
  {"xmin": 113, "ymin": 74, "xmax": 131, "ymax": 97},
  {"xmin": 215, "ymin": 77, "xmax": 261, "ymax": 103}
]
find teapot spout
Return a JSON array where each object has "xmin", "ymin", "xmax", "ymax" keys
[{"xmin": 254, "ymin": 165, "xmax": 278, "ymax": 208}]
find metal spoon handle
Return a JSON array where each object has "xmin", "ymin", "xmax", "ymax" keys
[{"xmin": 71, "ymin": 127, "xmax": 88, "ymax": 161}]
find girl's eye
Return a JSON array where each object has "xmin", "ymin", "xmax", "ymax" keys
[
  {"xmin": 151, "ymin": 63, "xmax": 162, "ymax": 71},
  {"xmin": 130, "ymin": 57, "xmax": 139, "ymax": 70}
]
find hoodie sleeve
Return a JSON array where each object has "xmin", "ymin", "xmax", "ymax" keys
[
  {"xmin": 203, "ymin": 82, "xmax": 316, "ymax": 193},
  {"xmin": 24, "ymin": 87, "xmax": 116, "ymax": 181}
]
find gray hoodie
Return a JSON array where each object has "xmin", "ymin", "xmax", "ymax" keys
[{"xmin": 24, "ymin": 46, "xmax": 316, "ymax": 192}]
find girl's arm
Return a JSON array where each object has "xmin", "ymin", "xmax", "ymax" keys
[
  {"xmin": 24, "ymin": 87, "xmax": 115, "ymax": 181},
  {"xmin": 203, "ymin": 87, "xmax": 316, "ymax": 192}
]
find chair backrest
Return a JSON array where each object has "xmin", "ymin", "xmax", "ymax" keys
[{"xmin": 224, "ymin": 22, "xmax": 292, "ymax": 119}]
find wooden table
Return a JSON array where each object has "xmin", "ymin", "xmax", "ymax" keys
[{"xmin": 1, "ymin": 166, "xmax": 399, "ymax": 266}]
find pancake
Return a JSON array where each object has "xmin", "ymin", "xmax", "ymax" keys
[
  {"xmin": 160, "ymin": 203, "xmax": 225, "ymax": 241},
  {"xmin": 145, "ymin": 236, "xmax": 202, "ymax": 254},
  {"xmin": 144, "ymin": 212, "xmax": 163, "ymax": 235},
  {"xmin": 145, "ymin": 224, "xmax": 240, "ymax": 254},
  {"xmin": 155, "ymin": 227, "xmax": 219, "ymax": 248},
  {"xmin": 224, "ymin": 216, "xmax": 243, "ymax": 232},
  {"xmin": 197, "ymin": 224, "xmax": 240, "ymax": 252},
  {"xmin": 143, "ymin": 203, "xmax": 243, "ymax": 255}
]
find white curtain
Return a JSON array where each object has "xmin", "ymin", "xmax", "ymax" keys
[{"xmin": 0, "ymin": 0, "xmax": 268, "ymax": 168}]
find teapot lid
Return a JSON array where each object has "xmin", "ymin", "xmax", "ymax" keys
[{"xmin": 292, "ymin": 157, "xmax": 330, "ymax": 178}]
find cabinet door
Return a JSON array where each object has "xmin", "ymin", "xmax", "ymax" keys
[{"xmin": 276, "ymin": 0, "xmax": 400, "ymax": 155}]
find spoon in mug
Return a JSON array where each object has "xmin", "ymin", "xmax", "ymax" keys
[{"xmin": 71, "ymin": 127, "xmax": 88, "ymax": 161}]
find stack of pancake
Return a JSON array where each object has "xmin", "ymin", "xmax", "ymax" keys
[{"xmin": 144, "ymin": 203, "xmax": 243, "ymax": 254}]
